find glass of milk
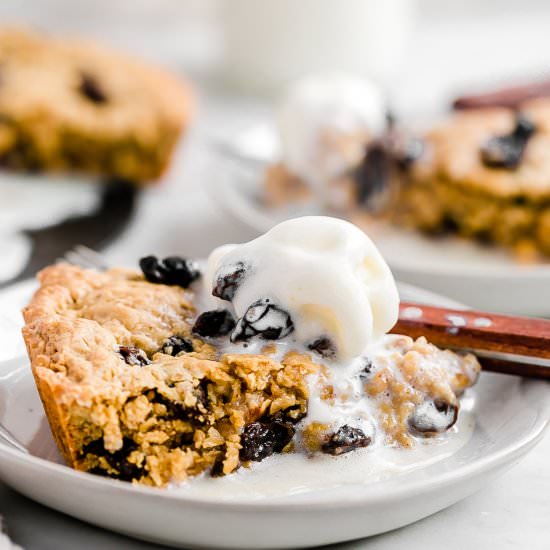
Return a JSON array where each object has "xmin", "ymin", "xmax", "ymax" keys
[{"xmin": 219, "ymin": 0, "xmax": 415, "ymax": 95}]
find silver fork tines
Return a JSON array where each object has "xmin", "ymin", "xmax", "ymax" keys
[{"xmin": 62, "ymin": 245, "xmax": 110, "ymax": 271}]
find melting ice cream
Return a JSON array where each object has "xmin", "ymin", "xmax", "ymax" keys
[
  {"xmin": 277, "ymin": 74, "xmax": 386, "ymax": 185},
  {"xmin": 194, "ymin": 215, "xmax": 479, "ymax": 477},
  {"xmin": 205, "ymin": 216, "xmax": 399, "ymax": 360}
]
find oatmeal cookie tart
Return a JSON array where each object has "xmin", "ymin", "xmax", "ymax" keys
[
  {"xmin": 22, "ymin": 260, "xmax": 479, "ymax": 487},
  {"xmin": 0, "ymin": 28, "xmax": 192, "ymax": 183},
  {"xmin": 391, "ymin": 98, "xmax": 550, "ymax": 258},
  {"xmin": 22, "ymin": 264, "xmax": 315, "ymax": 486}
]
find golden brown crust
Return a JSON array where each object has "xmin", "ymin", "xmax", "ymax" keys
[
  {"xmin": 0, "ymin": 27, "xmax": 193, "ymax": 183},
  {"xmin": 34, "ymin": 371, "xmax": 85, "ymax": 469}
]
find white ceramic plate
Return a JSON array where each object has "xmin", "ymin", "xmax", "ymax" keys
[
  {"xmin": 206, "ymin": 125, "xmax": 550, "ymax": 316},
  {"xmin": 0, "ymin": 281, "xmax": 549, "ymax": 549}
]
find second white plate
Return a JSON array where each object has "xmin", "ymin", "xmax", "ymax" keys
[{"xmin": 206, "ymin": 127, "xmax": 550, "ymax": 316}]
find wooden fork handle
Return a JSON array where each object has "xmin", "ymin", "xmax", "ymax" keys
[
  {"xmin": 392, "ymin": 302, "xmax": 550, "ymax": 360},
  {"xmin": 475, "ymin": 356, "xmax": 550, "ymax": 379},
  {"xmin": 453, "ymin": 79, "xmax": 550, "ymax": 110}
]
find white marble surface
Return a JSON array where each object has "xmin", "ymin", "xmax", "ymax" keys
[{"xmin": 2, "ymin": 3, "xmax": 550, "ymax": 548}]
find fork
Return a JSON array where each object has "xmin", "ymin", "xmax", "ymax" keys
[{"xmin": 61, "ymin": 244, "xmax": 110, "ymax": 270}]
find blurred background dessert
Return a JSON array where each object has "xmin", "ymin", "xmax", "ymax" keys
[
  {"xmin": 2, "ymin": 0, "xmax": 550, "ymax": 303},
  {"xmin": 0, "ymin": 28, "xmax": 192, "ymax": 183}
]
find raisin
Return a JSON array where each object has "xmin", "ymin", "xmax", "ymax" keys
[
  {"xmin": 480, "ymin": 115, "xmax": 536, "ymax": 169},
  {"xmin": 196, "ymin": 378, "xmax": 210, "ymax": 412},
  {"xmin": 267, "ymin": 406, "xmax": 307, "ymax": 425},
  {"xmin": 212, "ymin": 261, "xmax": 248, "ymax": 301},
  {"xmin": 79, "ymin": 72, "xmax": 108, "ymax": 104},
  {"xmin": 168, "ymin": 431, "xmax": 194, "ymax": 449},
  {"xmin": 151, "ymin": 392, "xmax": 188, "ymax": 420},
  {"xmin": 119, "ymin": 345, "xmax": 150, "ymax": 366},
  {"xmin": 88, "ymin": 467, "xmax": 110, "ymax": 478},
  {"xmin": 440, "ymin": 215, "xmax": 460, "ymax": 234},
  {"xmin": 160, "ymin": 335, "xmax": 193, "ymax": 356},
  {"xmin": 353, "ymin": 142, "xmax": 391, "ymax": 206},
  {"xmin": 321, "ymin": 425, "xmax": 371, "ymax": 456},
  {"xmin": 239, "ymin": 420, "xmax": 295, "ymax": 462},
  {"xmin": 358, "ymin": 358, "xmax": 375, "ymax": 381},
  {"xmin": 82, "ymin": 438, "xmax": 105, "ymax": 457},
  {"xmin": 84, "ymin": 437, "xmax": 143, "ymax": 482},
  {"xmin": 270, "ymin": 421, "xmax": 295, "ymax": 452},
  {"xmin": 0, "ymin": 136, "xmax": 41, "ymax": 171},
  {"xmin": 408, "ymin": 398, "xmax": 458, "ymax": 436},
  {"xmin": 210, "ymin": 456, "xmax": 226, "ymax": 477},
  {"xmin": 113, "ymin": 459, "xmax": 143, "ymax": 482},
  {"xmin": 512, "ymin": 195, "xmax": 527, "ymax": 206},
  {"xmin": 231, "ymin": 299, "xmax": 294, "ymax": 343},
  {"xmin": 163, "ymin": 256, "xmax": 201, "ymax": 286},
  {"xmin": 139, "ymin": 256, "xmax": 165, "ymax": 283},
  {"xmin": 192, "ymin": 309, "xmax": 236, "ymax": 338},
  {"xmin": 149, "ymin": 389, "xmax": 206, "ymax": 422},
  {"xmin": 106, "ymin": 438, "xmax": 142, "ymax": 481},
  {"xmin": 307, "ymin": 336, "xmax": 337, "ymax": 359},
  {"xmin": 239, "ymin": 423, "xmax": 274, "ymax": 462},
  {"xmin": 139, "ymin": 255, "xmax": 201, "ymax": 288}
]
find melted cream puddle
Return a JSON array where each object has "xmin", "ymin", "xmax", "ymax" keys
[{"xmin": 174, "ymin": 397, "xmax": 475, "ymax": 501}]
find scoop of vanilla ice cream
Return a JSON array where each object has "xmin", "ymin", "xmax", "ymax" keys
[
  {"xmin": 277, "ymin": 74, "xmax": 386, "ymax": 185},
  {"xmin": 205, "ymin": 216, "xmax": 399, "ymax": 360}
]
